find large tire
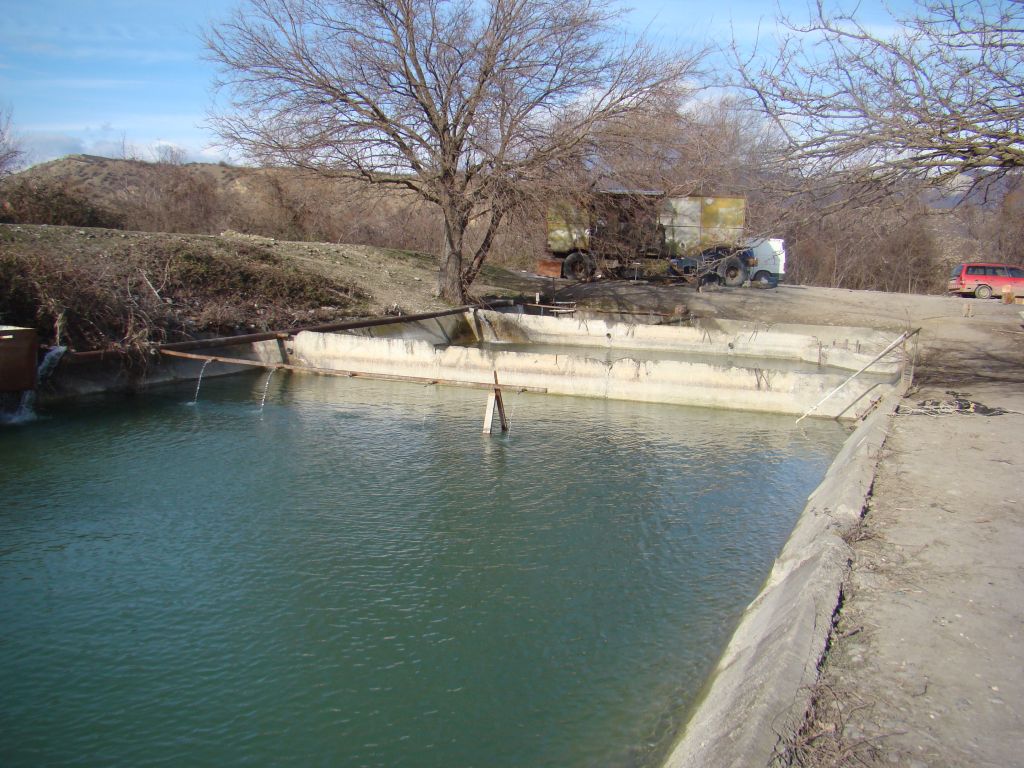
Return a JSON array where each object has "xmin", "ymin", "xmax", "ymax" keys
[
  {"xmin": 719, "ymin": 256, "xmax": 748, "ymax": 287},
  {"xmin": 562, "ymin": 251, "xmax": 596, "ymax": 280},
  {"xmin": 975, "ymin": 284, "xmax": 993, "ymax": 299}
]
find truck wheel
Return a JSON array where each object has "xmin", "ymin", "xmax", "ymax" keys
[
  {"xmin": 974, "ymin": 284, "xmax": 993, "ymax": 299},
  {"xmin": 720, "ymin": 257, "xmax": 748, "ymax": 287},
  {"xmin": 562, "ymin": 251, "xmax": 595, "ymax": 280},
  {"xmin": 753, "ymin": 270, "xmax": 773, "ymax": 287},
  {"xmin": 696, "ymin": 272, "xmax": 721, "ymax": 290}
]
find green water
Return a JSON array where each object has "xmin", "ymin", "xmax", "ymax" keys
[{"xmin": 0, "ymin": 372, "xmax": 847, "ymax": 767}]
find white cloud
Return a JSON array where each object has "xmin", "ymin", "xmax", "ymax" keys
[
  {"xmin": 20, "ymin": 127, "xmax": 228, "ymax": 168},
  {"xmin": 20, "ymin": 131, "xmax": 88, "ymax": 166}
]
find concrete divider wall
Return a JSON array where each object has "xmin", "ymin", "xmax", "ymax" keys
[
  {"xmin": 270, "ymin": 330, "xmax": 890, "ymax": 420},
  {"xmin": 661, "ymin": 393, "xmax": 900, "ymax": 768},
  {"xmin": 481, "ymin": 310, "xmax": 903, "ymax": 374}
]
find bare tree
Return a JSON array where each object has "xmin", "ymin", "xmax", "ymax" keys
[
  {"xmin": 785, "ymin": 198, "xmax": 940, "ymax": 292},
  {"xmin": 734, "ymin": 0, "xmax": 1024, "ymax": 197},
  {"xmin": 205, "ymin": 0, "xmax": 699, "ymax": 302},
  {"xmin": 0, "ymin": 107, "xmax": 23, "ymax": 178}
]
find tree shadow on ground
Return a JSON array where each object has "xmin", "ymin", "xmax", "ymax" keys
[
  {"xmin": 553, "ymin": 280, "xmax": 693, "ymax": 314},
  {"xmin": 915, "ymin": 346, "xmax": 1024, "ymax": 388}
]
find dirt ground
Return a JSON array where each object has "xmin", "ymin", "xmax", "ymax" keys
[
  {"xmin": 555, "ymin": 280, "xmax": 1024, "ymax": 767},
  {"xmin": 800, "ymin": 379, "xmax": 1024, "ymax": 768}
]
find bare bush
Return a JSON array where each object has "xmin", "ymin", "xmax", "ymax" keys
[
  {"xmin": 785, "ymin": 198, "xmax": 942, "ymax": 293},
  {"xmin": 0, "ymin": 108, "xmax": 22, "ymax": 179},
  {"xmin": 0, "ymin": 177, "xmax": 124, "ymax": 228},
  {"xmin": 0, "ymin": 229, "xmax": 364, "ymax": 351},
  {"xmin": 117, "ymin": 160, "xmax": 227, "ymax": 234},
  {"xmin": 953, "ymin": 178, "xmax": 1024, "ymax": 266}
]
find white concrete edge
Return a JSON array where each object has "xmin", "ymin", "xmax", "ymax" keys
[
  {"xmin": 482, "ymin": 310, "xmax": 905, "ymax": 374},
  {"xmin": 273, "ymin": 330, "xmax": 889, "ymax": 420},
  {"xmin": 661, "ymin": 389, "xmax": 903, "ymax": 768}
]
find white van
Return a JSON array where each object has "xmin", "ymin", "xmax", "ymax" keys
[{"xmin": 746, "ymin": 238, "xmax": 787, "ymax": 287}]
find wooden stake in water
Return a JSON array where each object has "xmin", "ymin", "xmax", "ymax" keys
[{"xmin": 483, "ymin": 370, "xmax": 509, "ymax": 434}]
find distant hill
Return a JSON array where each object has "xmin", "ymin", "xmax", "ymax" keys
[
  {"xmin": 20, "ymin": 154, "xmax": 248, "ymax": 195},
  {"xmin": 6, "ymin": 154, "xmax": 1019, "ymax": 293},
  {"xmin": 9, "ymin": 154, "xmax": 398, "ymax": 239},
  {"xmin": 4, "ymin": 155, "xmax": 543, "ymax": 270}
]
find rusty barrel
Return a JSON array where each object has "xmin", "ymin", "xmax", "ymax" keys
[{"xmin": 0, "ymin": 326, "xmax": 38, "ymax": 392}]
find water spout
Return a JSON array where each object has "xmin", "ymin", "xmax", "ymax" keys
[
  {"xmin": 259, "ymin": 368, "xmax": 276, "ymax": 413},
  {"xmin": 1, "ymin": 346, "xmax": 67, "ymax": 425},
  {"xmin": 191, "ymin": 359, "xmax": 212, "ymax": 405},
  {"xmin": 37, "ymin": 345, "xmax": 67, "ymax": 382}
]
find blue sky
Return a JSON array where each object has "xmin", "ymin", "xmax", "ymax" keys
[{"xmin": 1, "ymin": 0, "xmax": 907, "ymax": 168}]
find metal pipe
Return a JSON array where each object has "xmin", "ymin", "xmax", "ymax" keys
[
  {"xmin": 795, "ymin": 328, "xmax": 920, "ymax": 424},
  {"xmin": 157, "ymin": 304, "xmax": 491, "ymax": 353},
  {"xmin": 67, "ymin": 299, "xmax": 515, "ymax": 360}
]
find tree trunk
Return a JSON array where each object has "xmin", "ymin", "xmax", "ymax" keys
[
  {"xmin": 436, "ymin": 207, "xmax": 468, "ymax": 304},
  {"xmin": 461, "ymin": 207, "xmax": 504, "ymax": 289}
]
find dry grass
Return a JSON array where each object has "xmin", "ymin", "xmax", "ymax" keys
[
  {"xmin": 7, "ymin": 155, "xmax": 548, "ymax": 270},
  {"xmin": 0, "ymin": 225, "xmax": 366, "ymax": 352},
  {"xmin": 773, "ymin": 683, "xmax": 885, "ymax": 767}
]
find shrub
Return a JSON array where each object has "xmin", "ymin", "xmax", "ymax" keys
[{"xmin": 0, "ymin": 178, "xmax": 123, "ymax": 228}]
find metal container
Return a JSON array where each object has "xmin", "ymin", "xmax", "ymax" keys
[
  {"xmin": 0, "ymin": 326, "xmax": 38, "ymax": 392},
  {"xmin": 661, "ymin": 195, "xmax": 746, "ymax": 254}
]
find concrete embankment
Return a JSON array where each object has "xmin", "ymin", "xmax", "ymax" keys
[
  {"xmin": 662, "ymin": 390, "xmax": 901, "ymax": 768},
  {"xmin": 34, "ymin": 308, "xmax": 907, "ymax": 423},
  {"xmin": 250, "ymin": 310, "xmax": 906, "ymax": 421}
]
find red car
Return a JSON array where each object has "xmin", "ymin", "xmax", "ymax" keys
[{"xmin": 948, "ymin": 262, "xmax": 1024, "ymax": 299}]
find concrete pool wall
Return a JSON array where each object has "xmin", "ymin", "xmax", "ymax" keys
[
  {"xmin": 249, "ymin": 309, "xmax": 906, "ymax": 421},
  {"xmin": 661, "ymin": 389, "xmax": 900, "ymax": 767},
  {"xmin": 470, "ymin": 310, "xmax": 903, "ymax": 375}
]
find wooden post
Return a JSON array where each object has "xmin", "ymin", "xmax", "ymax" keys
[
  {"xmin": 483, "ymin": 392, "xmax": 497, "ymax": 434},
  {"xmin": 483, "ymin": 370, "xmax": 509, "ymax": 433},
  {"xmin": 493, "ymin": 371, "xmax": 509, "ymax": 432}
]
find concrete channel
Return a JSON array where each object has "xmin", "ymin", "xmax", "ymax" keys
[
  {"xmin": 662, "ymin": 390, "xmax": 901, "ymax": 767},
  {"xmin": 29, "ymin": 307, "xmax": 914, "ymax": 765}
]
